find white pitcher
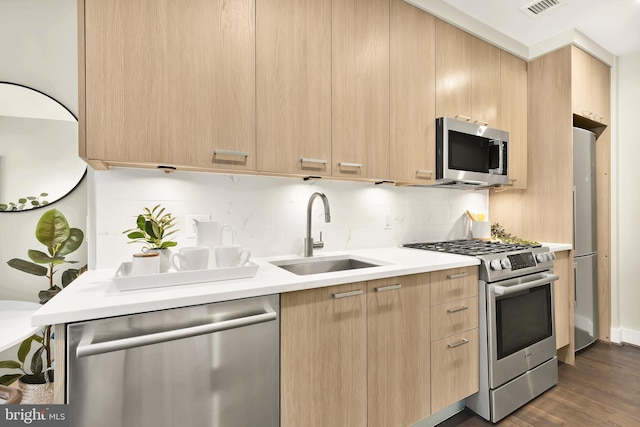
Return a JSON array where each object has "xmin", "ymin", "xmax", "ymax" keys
[{"xmin": 193, "ymin": 219, "xmax": 234, "ymax": 267}]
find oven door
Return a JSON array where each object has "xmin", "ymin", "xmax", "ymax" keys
[{"xmin": 486, "ymin": 272, "xmax": 559, "ymax": 389}]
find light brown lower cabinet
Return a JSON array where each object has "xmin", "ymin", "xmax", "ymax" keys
[
  {"xmin": 367, "ymin": 274, "xmax": 431, "ymax": 427},
  {"xmin": 430, "ymin": 328, "xmax": 480, "ymax": 413},
  {"xmin": 281, "ymin": 268, "xmax": 481, "ymax": 426},
  {"xmin": 280, "ymin": 282, "xmax": 367, "ymax": 427}
]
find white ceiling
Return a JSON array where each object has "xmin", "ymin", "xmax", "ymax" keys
[{"xmin": 440, "ymin": 0, "xmax": 640, "ymax": 57}]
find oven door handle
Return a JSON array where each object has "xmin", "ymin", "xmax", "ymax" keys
[{"xmin": 492, "ymin": 273, "xmax": 559, "ymax": 296}]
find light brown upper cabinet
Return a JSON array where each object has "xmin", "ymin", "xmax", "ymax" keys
[
  {"xmin": 435, "ymin": 20, "xmax": 500, "ymax": 127},
  {"xmin": 572, "ymin": 47, "xmax": 610, "ymax": 125},
  {"xmin": 367, "ymin": 274, "xmax": 431, "ymax": 427},
  {"xmin": 435, "ymin": 20, "xmax": 471, "ymax": 122},
  {"xmin": 332, "ymin": 0, "xmax": 390, "ymax": 181},
  {"xmin": 389, "ymin": 0, "xmax": 436, "ymax": 185},
  {"xmin": 256, "ymin": 0, "xmax": 332, "ymax": 176},
  {"xmin": 499, "ymin": 51, "xmax": 528, "ymax": 189},
  {"xmin": 79, "ymin": 0, "xmax": 256, "ymax": 171}
]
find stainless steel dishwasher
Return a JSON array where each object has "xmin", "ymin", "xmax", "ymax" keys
[{"xmin": 67, "ymin": 294, "xmax": 279, "ymax": 427}]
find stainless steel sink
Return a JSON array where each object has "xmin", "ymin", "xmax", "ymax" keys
[{"xmin": 270, "ymin": 255, "xmax": 382, "ymax": 276}]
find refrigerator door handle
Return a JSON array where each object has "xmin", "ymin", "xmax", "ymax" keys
[
  {"xmin": 574, "ymin": 261, "xmax": 578, "ymax": 306},
  {"xmin": 573, "ymin": 186, "xmax": 577, "ymax": 249}
]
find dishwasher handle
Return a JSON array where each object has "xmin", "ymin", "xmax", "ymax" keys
[{"xmin": 76, "ymin": 306, "xmax": 277, "ymax": 358}]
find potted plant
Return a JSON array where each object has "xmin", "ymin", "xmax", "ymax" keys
[
  {"xmin": 123, "ymin": 204, "xmax": 178, "ymax": 272},
  {"xmin": 0, "ymin": 208, "xmax": 85, "ymax": 403}
]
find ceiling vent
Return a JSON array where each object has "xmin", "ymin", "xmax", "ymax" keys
[{"xmin": 520, "ymin": 0, "xmax": 568, "ymax": 18}]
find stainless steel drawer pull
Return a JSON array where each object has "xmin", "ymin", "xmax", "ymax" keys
[
  {"xmin": 446, "ymin": 272, "xmax": 468, "ymax": 279},
  {"xmin": 454, "ymin": 114, "xmax": 471, "ymax": 122},
  {"xmin": 76, "ymin": 306, "xmax": 277, "ymax": 358},
  {"xmin": 214, "ymin": 149, "xmax": 249, "ymax": 158},
  {"xmin": 473, "ymin": 119, "xmax": 489, "ymax": 126},
  {"xmin": 332, "ymin": 289, "xmax": 363, "ymax": 299},
  {"xmin": 447, "ymin": 305, "xmax": 469, "ymax": 313},
  {"xmin": 300, "ymin": 158, "xmax": 327, "ymax": 165},
  {"xmin": 374, "ymin": 284, "xmax": 402, "ymax": 293},
  {"xmin": 447, "ymin": 338, "xmax": 469, "ymax": 349},
  {"xmin": 415, "ymin": 169, "xmax": 433, "ymax": 177},
  {"xmin": 338, "ymin": 162, "xmax": 362, "ymax": 169}
]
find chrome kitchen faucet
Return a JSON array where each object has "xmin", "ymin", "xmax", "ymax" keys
[{"xmin": 304, "ymin": 192, "xmax": 331, "ymax": 257}]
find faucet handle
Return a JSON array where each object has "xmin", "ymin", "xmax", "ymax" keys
[{"xmin": 313, "ymin": 231, "xmax": 324, "ymax": 250}]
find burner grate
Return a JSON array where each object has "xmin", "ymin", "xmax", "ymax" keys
[{"xmin": 403, "ymin": 239, "xmax": 540, "ymax": 256}]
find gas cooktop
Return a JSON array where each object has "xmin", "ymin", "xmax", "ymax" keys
[{"xmin": 402, "ymin": 239, "xmax": 541, "ymax": 257}]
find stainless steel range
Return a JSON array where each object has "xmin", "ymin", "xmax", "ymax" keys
[{"xmin": 403, "ymin": 240, "xmax": 559, "ymax": 423}]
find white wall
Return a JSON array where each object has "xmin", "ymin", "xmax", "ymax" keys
[
  {"xmin": 92, "ymin": 168, "xmax": 488, "ymax": 269},
  {"xmin": 613, "ymin": 51, "xmax": 640, "ymax": 345},
  {"xmin": 0, "ymin": 0, "xmax": 87, "ymax": 365}
]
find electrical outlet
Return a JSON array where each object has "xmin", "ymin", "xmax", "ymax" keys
[
  {"xmin": 384, "ymin": 212, "xmax": 392, "ymax": 230},
  {"xmin": 185, "ymin": 214, "xmax": 210, "ymax": 239}
]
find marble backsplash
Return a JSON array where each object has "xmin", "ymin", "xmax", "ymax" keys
[{"xmin": 90, "ymin": 167, "xmax": 488, "ymax": 269}]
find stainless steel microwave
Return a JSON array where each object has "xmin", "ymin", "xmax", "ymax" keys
[{"xmin": 435, "ymin": 117, "xmax": 509, "ymax": 188}]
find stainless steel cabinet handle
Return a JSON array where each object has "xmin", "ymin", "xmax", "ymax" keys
[
  {"xmin": 447, "ymin": 305, "xmax": 469, "ymax": 313},
  {"xmin": 213, "ymin": 149, "xmax": 249, "ymax": 158},
  {"xmin": 447, "ymin": 338, "xmax": 469, "ymax": 349},
  {"xmin": 374, "ymin": 284, "xmax": 402, "ymax": 293},
  {"xmin": 332, "ymin": 289, "xmax": 363, "ymax": 299},
  {"xmin": 446, "ymin": 272, "xmax": 468, "ymax": 279},
  {"xmin": 454, "ymin": 114, "xmax": 471, "ymax": 122},
  {"xmin": 415, "ymin": 169, "xmax": 433, "ymax": 178},
  {"xmin": 338, "ymin": 162, "xmax": 362, "ymax": 169},
  {"xmin": 473, "ymin": 119, "xmax": 489, "ymax": 126},
  {"xmin": 300, "ymin": 158, "xmax": 327, "ymax": 165},
  {"xmin": 76, "ymin": 306, "xmax": 277, "ymax": 358}
]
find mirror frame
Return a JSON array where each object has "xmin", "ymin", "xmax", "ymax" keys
[{"xmin": 0, "ymin": 81, "xmax": 86, "ymax": 213}]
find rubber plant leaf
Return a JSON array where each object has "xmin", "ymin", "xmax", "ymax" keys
[
  {"xmin": 35, "ymin": 209, "xmax": 70, "ymax": 248},
  {"xmin": 0, "ymin": 374, "xmax": 22, "ymax": 386},
  {"xmin": 7, "ymin": 258, "xmax": 48, "ymax": 276},
  {"xmin": 39, "ymin": 286, "xmax": 62, "ymax": 305},
  {"xmin": 18, "ymin": 336, "xmax": 36, "ymax": 363},
  {"xmin": 57, "ymin": 228, "xmax": 84, "ymax": 256},
  {"xmin": 30, "ymin": 346, "xmax": 44, "ymax": 375},
  {"xmin": 28, "ymin": 250, "xmax": 66, "ymax": 265},
  {"xmin": 0, "ymin": 360, "xmax": 21, "ymax": 369}
]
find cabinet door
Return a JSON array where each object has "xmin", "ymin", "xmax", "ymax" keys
[
  {"xmin": 590, "ymin": 55, "xmax": 610, "ymax": 125},
  {"xmin": 367, "ymin": 274, "xmax": 431, "ymax": 427},
  {"xmin": 431, "ymin": 329, "xmax": 480, "ymax": 413},
  {"xmin": 332, "ymin": 0, "xmax": 390, "ymax": 180},
  {"xmin": 256, "ymin": 0, "xmax": 332, "ymax": 176},
  {"xmin": 389, "ymin": 0, "xmax": 436, "ymax": 184},
  {"xmin": 435, "ymin": 19, "xmax": 471, "ymax": 121},
  {"xmin": 571, "ymin": 47, "xmax": 610, "ymax": 125},
  {"xmin": 281, "ymin": 283, "xmax": 367, "ymax": 427},
  {"xmin": 82, "ymin": 0, "xmax": 255, "ymax": 170},
  {"xmin": 470, "ymin": 37, "xmax": 500, "ymax": 127},
  {"xmin": 499, "ymin": 50, "xmax": 528, "ymax": 189}
]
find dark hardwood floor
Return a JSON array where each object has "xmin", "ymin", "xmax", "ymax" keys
[{"xmin": 438, "ymin": 342, "xmax": 640, "ymax": 427}]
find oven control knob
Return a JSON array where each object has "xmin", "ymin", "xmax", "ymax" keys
[
  {"xmin": 536, "ymin": 253, "xmax": 546, "ymax": 263},
  {"xmin": 500, "ymin": 258, "xmax": 512, "ymax": 269},
  {"xmin": 549, "ymin": 252, "xmax": 556, "ymax": 260},
  {"xmin": 490, "ymin": 259, "xmax": 502, "ymax": 270}
]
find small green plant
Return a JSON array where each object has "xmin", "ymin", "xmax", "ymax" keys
[
  {"xmin": 0, "ymin": 209, "xmax": 85, "ymax": 385},
  {"xmin": 123, "ymin": 204, "xmax": 178, "ymax": 249},
  {"xmin": 0, "ymin": 193, "xmax": 49, "ymax": 211}
]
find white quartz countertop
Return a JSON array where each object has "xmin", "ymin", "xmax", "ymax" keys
[
  {"xmin": 32, "ymin": 247, "xmax": 480, "ymax": 326},
  {"xmin": 543, "ymin": 242, "xmax": 572, "ymax": 252}
]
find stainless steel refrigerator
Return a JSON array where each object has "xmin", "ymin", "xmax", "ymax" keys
[{"xmin": 573, "ymin": 127, "xmax": 598, "ymax": 351}]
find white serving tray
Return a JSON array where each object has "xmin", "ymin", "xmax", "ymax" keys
[{"xmin": 112, "ymin": 262, "xmax": 259, "ymax": 292}]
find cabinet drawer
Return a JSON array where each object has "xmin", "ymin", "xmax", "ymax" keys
[
  {"xmin": 430, "ymin": 266, "xmax": 478, "ymax": 305},
  {"xmin": 431, "ymin": 328, "xmax": 479, "ymax": 413},
  {"xmin": 431, "ymin": 296, "xmax": 478, "ymax": 341}
]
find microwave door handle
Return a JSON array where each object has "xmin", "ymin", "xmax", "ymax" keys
[
  {"xmin": 493, "ymin": 273, "xmax": 559, "ymax": 296},
  {"xmin": 489, "ymin": 139, "xmax": 505, "ymax": 174}
]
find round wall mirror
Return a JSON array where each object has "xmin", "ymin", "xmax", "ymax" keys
[{"xmin": 0, "ymin": 82, "xmax": 86, "ymax": 212}]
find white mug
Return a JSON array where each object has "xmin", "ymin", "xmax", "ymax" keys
[
  {"xmin": 214, "ymin": 245, "xmax": 251, "ymax": 268},
  {"xmin": 170, "ymin": 246, "xmax": 210, "ymax": 271},
  {"xmin": 131, "ymin": 252, "xmax": 160, "ymax": 275}
]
